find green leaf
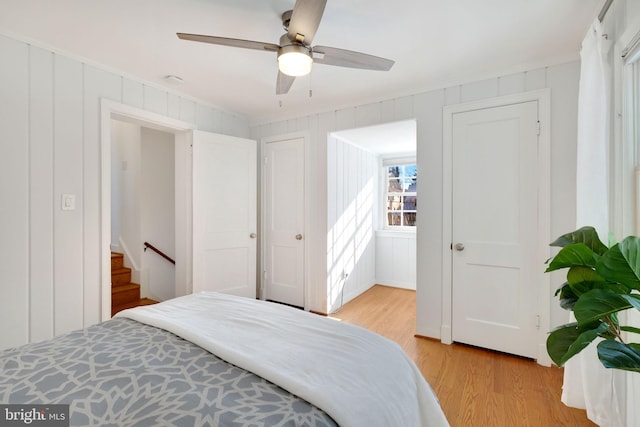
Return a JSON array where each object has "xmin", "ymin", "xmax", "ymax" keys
[
  {"xmin": 597, "ymin": 340, "xmax": 640, "ymax": 372},
  {"xmin": 573, "ymin": 289, "xmax": 632, "ymax": 326},
  {"xmin": 596, "ymin": 244, "xmax": 640, "ymax": 291},
  {"xmin": 556, "ymin": 283, "xmax": 579, "ymax": 311},
  {"xmin": 566, "ymin": 266, "xmax": 605, "ymax": 296},
  {"xmin": 567, "ymin": 266, "xmax": 605, "ymax": 284},
  {"xmin": 619, "ymin": 236, "xmax": 640, "ymax": 289},
  {"xmin": 621, "ymin": 326, "xmax": 640, "ymax": 335},
  {"xmin": 550, "ymin": 226, "xmax": 608, "ymax": 255},
  {"xmin": 547, "ymin": 322, "xmax": 608, "ymax": 366},
  {"xmin": 546, "ymin": 244, "xmax": 599, "ymax": 273}
]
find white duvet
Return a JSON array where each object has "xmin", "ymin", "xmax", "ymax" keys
[{"xmin": 116, "ymin": 292, "xmax": 449, "ymax": 427}]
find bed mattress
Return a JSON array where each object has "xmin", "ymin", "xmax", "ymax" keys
[{"xmin": 0, "ymin": 317, "xmax": 337, "ymax": 426}]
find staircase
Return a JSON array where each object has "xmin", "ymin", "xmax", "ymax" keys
[{"xmin": 111, "ymin": 252, "xmax": 157, "ymax": 316}]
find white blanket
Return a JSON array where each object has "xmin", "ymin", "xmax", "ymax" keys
[{"xmin": 116, "ymin": 292, "xmax": 449, "ymax": 427}]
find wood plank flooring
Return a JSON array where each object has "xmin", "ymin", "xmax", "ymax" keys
[{"xmin": 329, "ymin": 285, "xmax": 595, "ymax": 427}]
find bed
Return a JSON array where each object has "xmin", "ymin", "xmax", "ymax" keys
[{"xmin": 0, "ymin": 292, "xmax": 449, "ymax": 426}]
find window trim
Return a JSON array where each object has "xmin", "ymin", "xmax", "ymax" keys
[{"xmin": 382, "ymin": 160, "xmax": 417, "ymax": 230}]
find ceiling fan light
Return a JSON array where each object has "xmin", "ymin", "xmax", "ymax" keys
[{"xmin": 278, "ymin": 45, "xmax": 312, "ymax": 76}]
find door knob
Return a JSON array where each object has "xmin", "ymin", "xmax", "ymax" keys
[
  {"xmin": 250, "ymin": 233, "xmax": 257, "ymax": 239},
  {"xmin": 295, "ymin": 234, "xmax": 303, "ymax": 240},
  {"xmin": 454, "ymin": 243, "xmax": 465, "ymax": 251}
]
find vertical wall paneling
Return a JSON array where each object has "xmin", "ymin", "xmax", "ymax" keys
[
  {"xmin": 306, "ymin": 116, "xmax": 321, "ymax": 308},
  {"xmin": 460, "ymin": 78, "xmax": 499, "ymax": 103},
  {"xmin": 444, "ymin": 85, "xmax": 462, "ymax": 106},
  {"xmin": 327, "ymin": 136, "xmax": 378, "ymax": 310},
  {"xmin": 414, "ymin": 89, "xmax": 445, "ymax": 336},
  {"xmin": 179, "ymin": 98, "xmax": 196, "ymax": 124},
  {"xmin": 335, "ymin": 108, "xmax": 356, "ymax": 131},
  {"xmin": 122, "ymin": 79, "xmax": 144, "ymax": 109},
  {"xmin": 252, "ymin": 61, "xmax": 579, "ymax": 339},
  {"xmin": 269, "ymin": 121, "xmax": 288, "ymax": 137},
  {"xmin": 379, "ymin": 99, "xmax": 395, "ymax": 123},
  {"xmin": 210, "ymin": 107, "xmax": 223, "ymax": 133},
  {"xmin": 392, "ymin": 96, "xmax": 414, "ymax": 121},
  {"xmin": 195, "ymin": 104, "xmax": 215, "ymax": 133},
  {"xmin": 316, "ymin": 111, "xmax": 335, "ymax": 310},
  {"xmin": 83, "ymin": 65, "xmax": 122, "ymax": 327},
  {"xmin": 29, "ymin": 46, "xmax": 55, "ymax": 343},
  {"xmin": 525, "ymin": 68, "xmax": 548, "ymax": 91},
  {"xmin": 167, "ymin": 93, "xmax": 181, "ymax": 120},
  {"xmin": 233, "ymin": 115, "xmax": 251, "ymax": 139},
  {"xmin": 326, "ymin": 136, "xmax": 337, "ymax": 259},
  {"xmin": 143, "ymin": 85, "xmax": 168, "ymax": 116},
  {"xmin": 0, "ymin": 33, "xmax": 252, "ymax": 351},
  {"xmin": 498, "ymin": 73, "xmax": 526, "ymax": 96},
  {"xmin": 221, "ymin": 111, "xmax": 234, "ymax": 135},
  {"xmin": 546, "ymin": 62, "xmax": 580, "ymax": 329},
  {"xmin": 53, "ymin": 54, "xmax": 84, "ymax": 336},
  {"xmin": 0, "ymin": 36, "xmax": 29, "ymax": 349},
  {"xmin": 375, "ymin": 232, "xmax": 417, "ymax": 289},
  {"xmin": 355, "ymin": 103, "xmax": 382, "ymax": 128}
]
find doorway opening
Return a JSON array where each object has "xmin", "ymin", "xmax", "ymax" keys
[
  {"xmin": 100, "ymin": 100, "xmax": 194, "ymax": 321},
  {"xmin": 328, "ymin": 119, "xmax": 417, "ymax": 313},
  {"xmin": 110, "ymin": 120, "xmax": 176, "ymax": 314}
]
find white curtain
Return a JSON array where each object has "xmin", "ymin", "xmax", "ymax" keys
[{"xmin": 569, "ymin": 18, "xmax": 624, "ymax": 427}]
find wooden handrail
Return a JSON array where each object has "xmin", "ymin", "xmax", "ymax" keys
[{"xmin": 143, "ymin": 242, "xmax": 175, "ymax": 265}]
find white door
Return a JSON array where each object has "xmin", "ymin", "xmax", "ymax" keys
[
  {"xmin": 264, "ymin": 137, "xmax": 305, "ymax": 307},
  {"xmin": 192, "ymin": 130, "xmax": 257, "ymax": 298},
  {"xmin": 451, "ymin": 101, "xmax": 538, "ymax": 359}
]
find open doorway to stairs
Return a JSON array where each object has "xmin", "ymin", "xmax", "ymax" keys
[
  {"xmin": 110, "ymin": 120, "xmax": 176, "ymax": 315},
  {"xmin": 327, "ymin": 119, "xmax": 417, "ymax": 313},
  {"xmin": 100, "ymin": 100, "xmax": 194, "ymax": 321}
]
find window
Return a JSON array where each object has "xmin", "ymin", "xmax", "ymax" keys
[{"xmin": 386, "ymin": 164, "xmax": 417, "ymax": 227}]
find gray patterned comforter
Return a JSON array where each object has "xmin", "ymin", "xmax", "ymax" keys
[{"xmin": 0, "ymin": 318, "xmax": 337, "ymax": 427}]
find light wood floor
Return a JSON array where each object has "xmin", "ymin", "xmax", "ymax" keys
[{"xmin": 329, "ymin": 285, "xmax": 595, "ymax": 427}]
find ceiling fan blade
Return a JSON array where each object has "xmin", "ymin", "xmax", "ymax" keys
[
  {"xmin": 276, "ymin": 71, "xmax": 296, "ymax": 95},
  {"xmin": 313, "ymin": 46, "xmax": 394, "ymax": 71},
  {"xmin": 287, "ymin": 0, "xmax": 327, "ymax": 45},
  {"xmin": 177, "ymin": 33, "xmax": 279, "ymax": 52}
]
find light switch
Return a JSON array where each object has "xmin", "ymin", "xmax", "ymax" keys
[{"xmin": 61, "ymin": 194, "xmax": 76, "ymax": 211}]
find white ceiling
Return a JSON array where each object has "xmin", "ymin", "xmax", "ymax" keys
[
  {"xmin": 0, "ymin": 0, "xmax": 604, "ymax": 123},
  {"xmin": 333, "ymin": 120, "xmax": 416, "ymax": 157}
]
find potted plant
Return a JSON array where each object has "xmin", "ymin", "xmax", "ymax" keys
[{"xmin": 545, "ymin": 226, "xmax": 640, "ymax": 372}]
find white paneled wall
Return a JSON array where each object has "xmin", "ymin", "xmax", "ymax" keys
[
  {"xmin": 252, "ymin": 61, "xmax": 580, "ymax": 335},
  {"xmin": 0, "ymin": 34, "xmax": 250, "ymax": 351},
  {"xmin": 375, "ymin": 231, "xmax": 416, "ymax": 290},
  {"xmin": 327, "ymin": 136, "xmax": 378, "ymax": 311}
]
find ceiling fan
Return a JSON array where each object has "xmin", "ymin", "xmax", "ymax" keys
[{"xmin": 177, "ymin": 0, "xmax": 394, "ymax": 95}]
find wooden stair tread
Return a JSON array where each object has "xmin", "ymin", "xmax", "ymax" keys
[
  {"xmin": 112, "ymin": 283, "xmax": 140, "ymax": 292},
  {"xmin": 110, "ymin": 251, "xmax": 158, "ymax": 315}
]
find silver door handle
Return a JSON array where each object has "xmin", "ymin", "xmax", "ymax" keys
[
  {"xmin": 250, "ymin": 233, "xmax": 257, "ymax": 239},
  {"xmin": 454, "ymin": 243, "xmax": 465, "ymax": 251},
  {"xmin": 295, "ymin": 234, "xmax": 303, "ymax": 240}
]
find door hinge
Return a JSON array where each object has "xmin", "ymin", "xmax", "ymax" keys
[
  {"xmin": 536, "ymin": 121, "xmax": 541, "ymax": 136},
  {"xmin": 536, "ymin": 314, "xmax": 541, "ymax": 329}
]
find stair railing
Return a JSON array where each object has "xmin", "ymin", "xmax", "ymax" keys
[{"xmin": 143, "ymin": 242, "xmax": 176, "ymax": 265}]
